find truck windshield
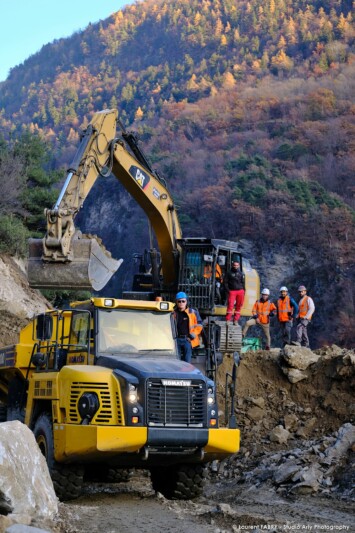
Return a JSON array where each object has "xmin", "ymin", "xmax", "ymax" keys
[{"xmin": 97, "ymin": 309, "xmax": 175, "ymax": 356}]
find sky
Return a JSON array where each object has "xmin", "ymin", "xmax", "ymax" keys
[{"xmin": 0, "ymin": 0, "xmax": 133, "ymax": 82}]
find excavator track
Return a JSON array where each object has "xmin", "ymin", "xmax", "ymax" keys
[{"xmin": 216, "ymin": 321, "xmax": 243, "ymax": 353}]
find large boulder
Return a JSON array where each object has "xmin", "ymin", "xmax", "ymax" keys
[
  {"xmin": 0, "ymin": 257, "xmax": 48, "ymax": 320},
  {"xmin": 281, "ymin": 345, "xmax": 320, "ymax": 370},
  {"xmin": 0, "ymin": 421, "xmax": 58, "ymax": 525},
  {"xmin": 280, "ymin": 367, "xmax": 308, "ymax": 384}
]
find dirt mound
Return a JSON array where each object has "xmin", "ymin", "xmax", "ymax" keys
[
  {"xmin": 218, "ymin": 346, "xmax": 354, "ymax": 449},
  {"xmin": 214, "ymin": 346, "xmax": 355, "ymax": 503}
]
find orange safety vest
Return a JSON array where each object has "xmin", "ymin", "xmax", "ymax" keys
[
  {"xmin": 173, "ymin": 308, "xmax": 203, "ymax": 348},
  {"xmin": 299, "ymin": 296, "xmax": 313, "ymax": 320},
  {"xmin": 203, "ymin": 263, "xmax": 222, "ymax": 281},
  {"xmin": 252, "ymin": 299, "xmax": 277, "ymax": 324},
  {"xmin": 277, "ymin": 296, "xmax": 293, "ymax": 322}
]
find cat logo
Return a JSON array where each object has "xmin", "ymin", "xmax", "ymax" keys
[{"xmin": 130, "ymin": 165, "xmax": 150, "ymax": 190}]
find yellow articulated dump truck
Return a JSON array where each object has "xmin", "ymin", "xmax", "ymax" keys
[{"xmin": 0, "ymin": 297, "xmax": 240, "ymax": 501}]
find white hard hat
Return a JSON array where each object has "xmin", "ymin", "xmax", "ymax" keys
[
  {"xmin": 280, "ymin": 286, "xmax": 288, "ymax": 292},
  {"xmin": 261, "ymin": 288, "xmax": 270, "ymax": 295}
]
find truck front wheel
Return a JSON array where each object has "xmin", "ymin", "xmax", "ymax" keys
[
  {"xmin": 84, "ymin": 464, "xmax": 132, "ymax": 483},
  {"xmin": 33, "ymin": 413, "xmax": 84, "ymax": 501},
  {"xmin": 150, "ymin": 463, "xmax": 206, "ymax": 500}
]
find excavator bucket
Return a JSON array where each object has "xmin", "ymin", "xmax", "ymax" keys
[{"xmin": 27, "ymin": 236, "xmax": 123, "ymax": 291}]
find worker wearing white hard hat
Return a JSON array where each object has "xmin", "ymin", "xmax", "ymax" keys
[
  {"xmin": 242, "ymin": 288, "xmax": 276, "ymax": 350},
  {"xmin": 276, "ymin": 286, "xmax": 299, "ymax": 346}
]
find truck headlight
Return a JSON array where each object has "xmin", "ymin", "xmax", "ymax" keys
[
  {"xmin": 128, "ymin": 384, "xmax": 138, "ymax": 403},
  {"xmin": 207, "ymin": 386, "xmax": 215, "ymax": 405}
]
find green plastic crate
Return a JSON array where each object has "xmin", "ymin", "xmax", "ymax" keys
[{"xmin": 241, "ymin": 337, "xmax": 262, "ymax": 353}]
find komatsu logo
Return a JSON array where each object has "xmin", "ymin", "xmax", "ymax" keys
[{"xmin": 161, "ymin": 380, "xmax": 191, "ymax": 386}]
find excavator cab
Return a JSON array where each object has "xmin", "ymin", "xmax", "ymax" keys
[
  {"xmin": 177, "ymin": 237, "xmax": 259, "ymax": 317},
  {"xmin": 177, "ymin": 238, "xmax": 260, "ymax": 352}
]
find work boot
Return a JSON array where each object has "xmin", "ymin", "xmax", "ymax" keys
[{"xmin": 226, "ymin": 320, "xmax": 231, "ymax": 325}]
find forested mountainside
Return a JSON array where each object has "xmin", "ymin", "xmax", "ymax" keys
[{"xmin": 0, "ymin": 0, "xmax": 354, "ymax": 346}]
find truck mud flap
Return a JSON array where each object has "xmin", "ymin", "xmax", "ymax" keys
[{"xmin": 27, "ymin": 237, "xmax": 122, "ymax": 291}]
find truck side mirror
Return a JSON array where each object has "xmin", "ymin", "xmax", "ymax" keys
[{"xmin": 35, "ymin": 314, "xmax": 53, "ymax": 341}]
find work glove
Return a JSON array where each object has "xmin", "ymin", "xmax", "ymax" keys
[
  {"xmin": 189, "ymin": 333, "xmax": 196, "ymax": 340},
  {"xmin": 301, "ymin": 318, "xmax": 309, "ymax": 326},
  {"xmin": 252, "ymin": 315, "xmax": 258, "ymax": 319},
  {"xmin": 269, "ymin": 312, "xmax": 275, "ymax": 318}
]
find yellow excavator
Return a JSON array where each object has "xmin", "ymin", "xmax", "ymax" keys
[{"xmin": 28, "ymin": 109, "xmax": 260, "ymax": 350}]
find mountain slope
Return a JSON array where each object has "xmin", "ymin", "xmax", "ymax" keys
[{"xmin": 0, "ymin": 0, "xmax": 354, "ymax": 346}]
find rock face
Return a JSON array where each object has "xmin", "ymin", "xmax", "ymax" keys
[
  {"xmin": 0, "ymin": 421, "xmax": 58, "ymax": 522},
  {"xmin": 0, "ymin": 256, "xmax": 49, "ymax": 348},
  {"xmin": 0, "ymin": 257, "xmax": 48, "ymax": 320}
]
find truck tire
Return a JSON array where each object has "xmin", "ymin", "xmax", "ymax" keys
[
  {"xmin": 33, "ymin": 413, "xmax": 84, "ymax": 501},
  {"xmin": 84, "ymin": 464, "xmax": 132, "ymax": 483},
  {"xmin": 150, "ymin": 463, "xmax": 206, "ymax": 500},
  {"xmin": 106, "ymin": 467, "xmax": 132, "ymax": 483}
]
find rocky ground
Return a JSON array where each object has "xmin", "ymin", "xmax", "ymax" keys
[{"xmin": 0, "ymin": 254, "xmax": 354, "ymax": 533}]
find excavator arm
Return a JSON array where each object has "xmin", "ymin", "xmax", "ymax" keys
[{"xmin": 28, "ymin": 109, "xmax": 181, "ymax": 291}]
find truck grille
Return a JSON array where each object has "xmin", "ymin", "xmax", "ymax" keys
[
  {"xmin": 146, "ymin": 379, "xmax": 206, "ymax": 427},
  {"xmin": 68, "ymin": 382, "xmax": 123, "ymax": 425}
]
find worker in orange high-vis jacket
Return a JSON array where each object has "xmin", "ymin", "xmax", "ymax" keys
[
  {"xmin": 242, "ymin": 288, "xmax": 277, "ymax": 350},
  {"xmin": 204, "ymin": 261, "xmax": 223, "ymax": 304},
  {"xmin": 172, "ymin": 292, "xmax": 203, "ymax": 363},
  {"xmin": 295, "ymin": 285, "xmax": 315, "ymax": 348},
  {"xmin": 276, "ymin": 286, "xmax": 299, "ymax": 347}
]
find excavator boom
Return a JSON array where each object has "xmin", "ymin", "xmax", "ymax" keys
[{"xmin": 27, "ymin": 109, "xmax": 181, "ymax": 291}]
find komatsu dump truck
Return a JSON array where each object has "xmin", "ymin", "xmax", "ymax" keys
[{"xmin": 0, "ymin": 297, "xmax": 240, "ymax": 501}]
